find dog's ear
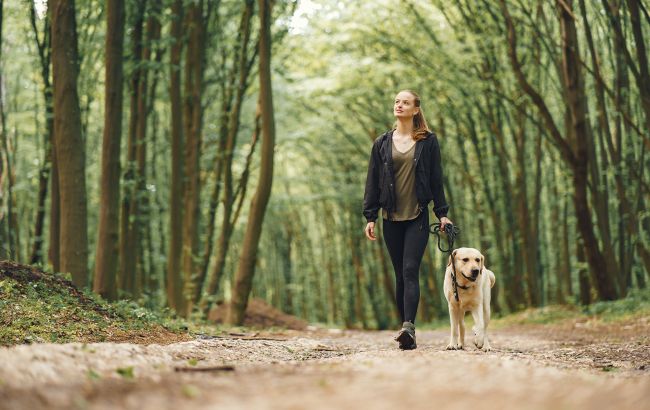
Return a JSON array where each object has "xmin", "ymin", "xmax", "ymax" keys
[
  {"xmin": 480, "ymin": 253, "xmax": 485, "ymax": 271},
  {"xmin": 447, "ymin": 249, "xmax": 457, "ymax": 267}
]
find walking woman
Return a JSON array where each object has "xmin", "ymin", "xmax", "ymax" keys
[{"xmin": 363, "ymin": 90, "xmax": 452, "ymax": 350}]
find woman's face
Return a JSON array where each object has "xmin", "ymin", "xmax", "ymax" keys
[{"xmin": 393, "ymin": 91, "xmax": 419, "ymax": 119}]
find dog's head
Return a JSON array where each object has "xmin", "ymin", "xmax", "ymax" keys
[{"xmin": 448, "ymin": 247, "xmax": 484, "ymax": 282}]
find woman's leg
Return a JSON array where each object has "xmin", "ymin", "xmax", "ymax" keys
[
  {"xmin": 401, "ymin": 211, "xmax": 429, "ymax": 323},
  {"xmin": 382, "ymin": 218, "xmax": 406, "ymax": 323}
]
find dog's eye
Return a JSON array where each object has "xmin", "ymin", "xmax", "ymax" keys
[
  {"xmin": 475, "ymin": 258, "xmax": 480, "ymax": 262},
  {"xmin": 462, "ymin": 258, "xmax": 469, "ymax": 262}
]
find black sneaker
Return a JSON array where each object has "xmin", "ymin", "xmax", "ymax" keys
[{"xmin": 394, "ymin": 321, "xmax": 417, "ymax": 350}]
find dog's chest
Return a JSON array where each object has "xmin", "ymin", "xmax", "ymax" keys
[{"xmin": 457, "ymin": 285, "xmax": 480, "ymax": 310}]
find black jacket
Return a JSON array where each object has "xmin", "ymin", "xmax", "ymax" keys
[{"xmin": 363, "ymin": 130, "xmax": 449, "ymax": 223}]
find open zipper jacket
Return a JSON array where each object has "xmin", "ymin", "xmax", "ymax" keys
[{"xmin": 363, "ymin": 129, "xmax": 449, "ymax": 223}]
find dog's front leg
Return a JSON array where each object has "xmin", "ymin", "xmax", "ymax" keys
[
  {"xmin": 458, "ymin": 311, "xmax": 465, "ymax": 350},
  {"xmin": 471, "ymin": 308, "xmax": 485, "ymax": 350},
  {"xmin": 446, "ymin": 303, "xmax": 460, "ymax": 350}
]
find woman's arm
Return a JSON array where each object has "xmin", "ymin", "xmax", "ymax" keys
[
  {"xmin": 363, "ymin": 141, "xmax": 381, "ymax": 223},
  {"xmin": 430, "ymin": 135, "xmax": 449, "ymax": 219}
]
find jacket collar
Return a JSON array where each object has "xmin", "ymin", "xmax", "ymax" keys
[{"xmin": 381, "ymin": 129, "xmax": 426, "ymax": 164}]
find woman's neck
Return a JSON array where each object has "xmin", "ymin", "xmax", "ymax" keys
[{"xmin": 394, "ymin": 118, "xmax": 414, "ymax": 138}]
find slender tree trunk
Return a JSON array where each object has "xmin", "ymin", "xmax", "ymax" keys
[
  {"xmin": 50, "ymin": 0, "xmax": 88, "ymax": 287},
  {"xmin": 181, "ymin": 0, "xmax": 207, "ymax": 315},
  {"xmin": 94, "ymin": 0, "xmax": 125, "ymax": 300},
  {"xmin": 49, "ymin": 138, "xmax": 60, "ymax": 271},
  {"xmin": 557, "ymin": 0, "xmax": 618, "ymax": 300},
  {"xmin": 28, "ymin": 5, "xmax": 52, "ymax": 265},
  {"xmin": 577, "ymin": 238, "xmax": 591, "ymax": 305},
  {"xmin": 198, "ymin": 0, "xmax": 255, "ymax": 305},
  {"xmin": 167, "ymin": 0, "xmax": 185, "ymax": 312},
  {"xmin": 119, "ymin": 0, "xmax": 146, "ymax": 295},
  {"xmin": 133, "ymin": 2, "xmax": 161, "ymax": 297},
  {"xmin": 228, "ymin": 0, "xmax": 276, "ymax": 325},
  {"xmin": 46, "ymin": 1, "xmax": 59, "ymax": 270},
  {"xmin": 0, "ymin": 0, "xmax": 8, "ymax": 260}
]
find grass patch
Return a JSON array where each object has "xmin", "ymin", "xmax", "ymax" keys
[
  {"xmin": 0, "ymin": 261, "xmax": 190, "ymax": 347},
  {"xmin": 492, "ymin": 288, "xmax": 650, "ymax": 328}
]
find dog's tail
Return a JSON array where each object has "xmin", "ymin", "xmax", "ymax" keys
[{"xmin": 488, "ymin": 270, "xmax": 496, "ymax": 288}]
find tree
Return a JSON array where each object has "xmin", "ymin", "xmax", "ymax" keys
[
  {"xmin": 50, "ymin": 0, "xmax": 88, "ymax": 287},
  {"xmin": 167, "ymin": 0, "xmax": 185, "ymax": 311},
  {"xmin": 94, "ymin": 0, "xmax": 125, "ymax": 300},
  {"xmin": 228, "ymin": 0, "xmax": 276, "ymax": 325}
]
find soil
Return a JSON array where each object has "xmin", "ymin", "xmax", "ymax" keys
[{"xmin": 0, "ymin": 317, "xmax": 648, "ymax": 410}]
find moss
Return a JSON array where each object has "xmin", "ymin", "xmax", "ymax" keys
[{"xmin": 0, "ymin": 261, "xmax": 189, "ymax": 347}]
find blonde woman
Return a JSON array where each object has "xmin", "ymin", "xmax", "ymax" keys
[{"xmin": 363, "ymin": 90, "xmax": 452, "ymax": 350}]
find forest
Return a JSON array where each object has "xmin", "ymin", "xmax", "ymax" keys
[{"xmin": 0, "ymin": 0, "xmax": 648, "ymax": 329}]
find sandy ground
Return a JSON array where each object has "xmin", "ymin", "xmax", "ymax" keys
[{"xmin": 0, "ymin": 320, "xmax": 649, "ymax": 410}]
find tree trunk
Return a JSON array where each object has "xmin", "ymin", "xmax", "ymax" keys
[
  {"xmin": 198, "ymin": 0, "xmax": 255, "ymax": 306},
  {"xmin": 0, "ymin": 0, "xmax": 8, "ymax": 260},
  {"xmin": 49, "ymin": 139, "xmax": 60, "ymax": 271},
  {"xmin": 133, "ymin": 2, "xmax": 161, "ymax": 297},
  {"xmin": 228, "ymin": 0, "xmax": 276, "ymax": 325},
  {"xmin": 181, "ymin": 0, "xmax": 207, "ymax": 315},
  {"xmin": 167, "ymin": 0, "xmax": 185, "ymax": 312},
  {"xmin": 94, "ymin": 0, "xmax": 125, "ymax": 300},
  {"xmin": 557, "ymin": 0, "xmax": 618, "ymax": 300},
  {"xmin": 50, "ymin": 0, "xmax": 88, "ymax": 287},
  {"xmin": 119, "ymin": 0, "xmax": 146, "ymax": 296},
  {"xmin": 28, "ymin": 4, "xmax": 52, "ymax": 265}
]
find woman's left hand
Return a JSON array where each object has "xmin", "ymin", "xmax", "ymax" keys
[{"xmin": 440, "ymin": 216, "xmax": 453, "ymax": 232}]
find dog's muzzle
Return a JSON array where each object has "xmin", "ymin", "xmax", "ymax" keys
[{"xmin": 463, "ymin": 269, "xmax": 480, "ymax": 282}]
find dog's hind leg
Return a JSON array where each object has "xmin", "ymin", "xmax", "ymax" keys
[
  {"xmin": 482, "ymin": 291, "xmax": 492, "ymax": 351},
  {"xmin": 471, "ymin": 307, "xmax": 485, "ymax": 350}
]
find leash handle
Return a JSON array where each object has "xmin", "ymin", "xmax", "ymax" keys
[{"xmin": 429, "ymin": 222, "xmax": 460, "ymax": 253}]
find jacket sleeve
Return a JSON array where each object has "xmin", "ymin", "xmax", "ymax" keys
[
  {"xmin": 430, "ymin": 135, "xmax": 449, "ymax": 219},
  {"xmin": 362, "ymin": 140, "xmax": 381, "ymax": 223}
]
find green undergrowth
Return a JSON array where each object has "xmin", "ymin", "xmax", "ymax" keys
[
  {"xmin": 491, "ymin": 288, "xmax": 650, "ymax": 328},
  {"xmin": 415, "ymin": 288, "xmax": 650, "ymax": 331},
  {"xmin": 0, "ymin": 261, "xmax": 190, "ymax": 347}
]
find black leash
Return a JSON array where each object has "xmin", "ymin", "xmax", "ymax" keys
[
  {"xmin": 430, "ymin": 222, "xmax": 465, "ymax": 301},
  {"xmin": 429, "ymin": 223, "xmax": 460, "ymax": 253}
]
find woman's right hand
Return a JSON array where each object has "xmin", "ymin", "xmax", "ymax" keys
[{"xmin": 364, "ymin": 222, "xmax": 377, "ymax": 241}]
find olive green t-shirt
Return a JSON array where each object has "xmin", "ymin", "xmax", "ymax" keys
[{"xmin": 382, "ymin": 141, "xmax": 421, "ymax": 221}]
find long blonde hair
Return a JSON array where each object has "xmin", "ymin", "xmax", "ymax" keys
[{"xmin": 393, "ymin": 90, "xmax": 431, "ymax": 141}]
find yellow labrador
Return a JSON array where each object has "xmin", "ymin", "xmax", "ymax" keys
[{"xmin": 443, "ymin": 247, "xmax": 496, "ymax": 351}]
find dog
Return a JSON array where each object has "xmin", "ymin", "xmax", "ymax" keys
[{"xmin": 443, "ymin": 247, "xmax": 496, "ymax": 351}]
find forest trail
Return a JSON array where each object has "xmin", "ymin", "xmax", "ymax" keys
[{"xmin": 1, "ymin": 318, "xmax": 648, "ymax": 410}]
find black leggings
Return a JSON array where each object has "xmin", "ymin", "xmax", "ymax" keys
[{"xmin": 382, "ymin": 210, "xmax": 429, "ymax": 324}]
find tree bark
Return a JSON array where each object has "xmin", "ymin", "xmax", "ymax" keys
[
  {"xmin": 94, "ymin": 0, "xmax": 125, "ymax": 300},
  {"xmin": 28, "ymin": 5, "xmax": 53, "ymax": 265},
  {"xmin": 181, "ymin": 0, "xmax": 207, "ymax": 315},
  {"xmin": 557, "ymin": 0, "xmax": 618, "ymax": 300},
  {"xmin": 228, "ymin": 0, "xmax": 276, "ymax": 325},
  {"xmin": 199, "ymin": 0, "xmax": 255, "ymax": 306},
  {"xmin": 50, "ymin": 0, "xmax": 88, "ymax": 287},
  {"xmin": 119, "ymin": 0, "xmax": 146, "ymax": 296},
  {"xmin": 167, "ymin": 0, "xmax": 185, "ymax": 312}
]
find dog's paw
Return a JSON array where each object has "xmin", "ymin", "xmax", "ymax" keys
[
  {"xmin": 445, "ymin": 343, "xmax": 456, "ymax": 350},
  {"xmin": 481, "ymin": 344, "xmax": 492, "ymax": 352}
]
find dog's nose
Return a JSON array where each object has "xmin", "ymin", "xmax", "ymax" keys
[{"xmin": 471, "ymin": 269, "xmax": 480, "ymax": 277}]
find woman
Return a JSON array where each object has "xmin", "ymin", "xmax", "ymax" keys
[{"xmin": 363, "ymin": 90, "xmax": 452, "ymax": 350}]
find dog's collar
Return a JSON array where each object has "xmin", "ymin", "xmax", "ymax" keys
[{"xmin": 451, "ymin": 259, "xmax": 469, "ymax": 301}]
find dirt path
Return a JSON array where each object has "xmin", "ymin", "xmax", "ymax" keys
[{"xmin": 1, "ymin": 320, "xmax": 649, "ymax": 410}]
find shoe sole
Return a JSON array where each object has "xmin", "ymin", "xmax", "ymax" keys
[{"xmin": 396, "ymin": 331, "xmax": 416, "ymax": 350}]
